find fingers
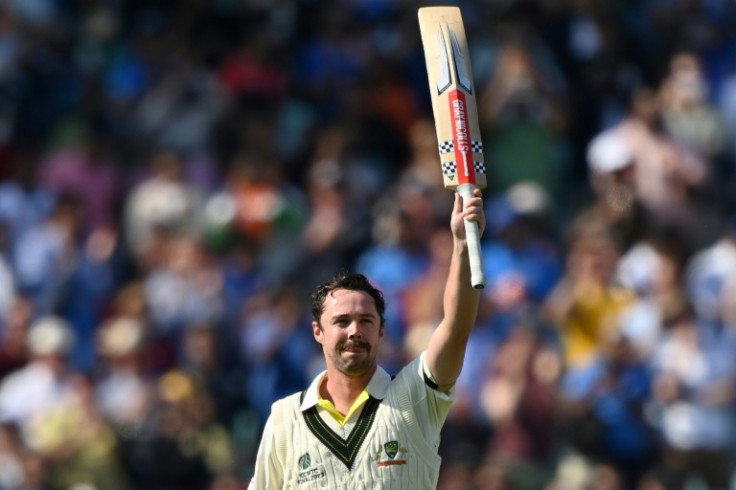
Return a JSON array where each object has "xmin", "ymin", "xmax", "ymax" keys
[
  {"xmin": 454, "ymin": 191, "xmax": 464, "ymax": 215},
  {"xmin": 455, "ymin": 188, "xmax": 485, "ymax": 236},
  {"xmin": 460, "ymin": 189, "xmax": 484, "ymax": 220}
]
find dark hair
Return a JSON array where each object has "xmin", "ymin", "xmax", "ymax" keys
[{"xmin": 311, "ymin": 272, "xmax": 385, "ymax": 327}]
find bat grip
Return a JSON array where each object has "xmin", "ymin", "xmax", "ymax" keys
[{"xmin": 457, "ymin": 184, "xmax": 486, "ymax": 289}]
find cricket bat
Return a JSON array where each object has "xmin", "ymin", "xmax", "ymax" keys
[{"xmin": 418, "ymin": 6, "xmax": 487, "ymax": 289}]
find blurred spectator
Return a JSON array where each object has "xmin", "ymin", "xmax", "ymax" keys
[
  {"xmin": 178, "ymin": 324, "xmax": 244, "ymax": 426},
  {"xmin": 684, "ymin": 222, "xmax": 736, "ymax": 328},
  {"xmin": 613, "ymin": 236, "xmax": 687, "ymax": 367},
  {"xmin": 28, "ymin": 373, "xmax": 130, "ymax": 490},
  {"xmin": 586, "ymin": 86, "xmax": 712, "ymax": 250},
  {"xmin": 658, "ymin": 52, "xmax": 728, "ymax": 164},
  {"xmin": 648, "ymin": 307, "xmax": 736, "ymax": 490},
  {"xmin": 123, "ymin": 150, "xmax": 206, "ymax": 269},
  {"xmin": 617, "ymin": 236, "xmax": 687, "ymax": 326},
  {"xmin": 557, "ymin": 322, "xmax": 657, "ymax": 488},
  {"xmin": 61, "ymin": 222, "xmax": 128, "ymax": 372},
  {"xmin": 108, "ymin": 280, "xmax": 148, "ymax": 325},
  {"xmin": 119, "ymin": 369, "xmax": 234, "ymax": 490},
  {"xmin": 0, "ymin": 422, "xmax": 24, "ymax": 489},
  {"xmin": 143, "ymin": 234, "xmax": 224, "ymax": 342},
  {"xmin": 585, "ymin": 125, "xmax": 639, "ymax": 245},
  {"xmin": 717, "ymin": 64, "xmax": 736, "ymax": 206},
  {"xmin": 543, "ymin": 452, "xmax": 595, "ymax": 490},
  {"xmin": 399, "ymin": 117, "xmax": 448, "ymax": 193},
  {"xmin": 544, "ymin": 216, "xmax": 636, "ymax": 374},
  {"xmin": 217, "ymin": 36, "xmax": 288, "ymax": 102},
  {"xmin": 0, "ymin": 162, "xmax": 55, "ymax": 251},
  {"xmin": 134, "ymin": 57, "xmax": 228, "ymax": 155},
  {"xmin": 0, "ymin": 316, "xmax": 79, "ymax": 444},
  {"xmin": 215, "ymin": 151, "xmax": 307, "ymax": 284},
  {"xmin": 216, "ymin": 232, "xmax": 261, "ymax": 329},
  {"xmin": 37, "ymin": 120, "xmax": 123, "ymax": 233},
  {"xmin": 477, "ymin": 322, "xmax": 562, "ymax": 490},
  {"xmin": 292, "ymin": 5, "xmax": 369, "ymax": 120},
  {"xmin": 94, "ymin": 316, "xmax": 153, "ymax": 433},
  {"xmin": 479, "ymin": 40, "xmax": 570, "ymax": 202},
  {"xmin": 483, "ymin": 181, "xmax": 563, "ymax": 305},
  {"xmin": 0, "ymin": 295, "xmax": 32, "ymax": 379},
  {"xmin": 12, "ymin": 195, "xmax": 81, "ymax": 315},
  {"xmin": 221, "ymin": 154, "xmax": 283, "ymax": 246},
  {"xmin": 291, "ymin": 128, "xmax": 372, "ymax": 288},
  {"xmin": 238, "ymin": 285, "xmax": 316, "ymax": 422}
]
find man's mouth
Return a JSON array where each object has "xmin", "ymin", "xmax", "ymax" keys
[{"xmin": 342, "ymin": 342, "xmax": 369, "ymax": 353}]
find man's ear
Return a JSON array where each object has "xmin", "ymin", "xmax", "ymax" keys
[{"xmin": 312, "ymin": 321, "xmax": 323, "ymax": 344}]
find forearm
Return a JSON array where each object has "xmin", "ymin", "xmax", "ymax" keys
[{"xmin": 426, "ymin": 237, "xmax": 481, "ymax": 390}]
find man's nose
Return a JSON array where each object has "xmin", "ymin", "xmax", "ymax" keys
[{"xmin": 347, "ymin": 321, "xmax": 362, "ymax": 338}]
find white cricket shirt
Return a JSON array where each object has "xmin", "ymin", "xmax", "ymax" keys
[{"xmin": 249, "ymin": 352, "xmax": 454, "ymax": 489}]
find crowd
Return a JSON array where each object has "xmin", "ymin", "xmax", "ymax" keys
[{"xmin": 0, "ymin": 0, "xmax": 734, "ymax": 489}]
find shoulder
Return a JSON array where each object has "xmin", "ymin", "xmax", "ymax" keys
[
  {"xmin": 398, "ymin": 352, "xmax": 430, "ymax": 380},
  {"xmin": 393, "ymin": 353, "xmax": 455, "ymax": 400},
  {"xmin": 265, "ymin": 391, "xmax": 305, "ymax": 451},
  {"xmin": 271, "ymin": 391, "xmax": 304, "ymax": 415},
  {"xmin": 390, "ymin": 353, "xmax": 433, "ymax": 393}
]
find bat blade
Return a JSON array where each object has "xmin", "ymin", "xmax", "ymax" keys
[{"xmin": 418, "ymin": 6, "xmax": 486, "ymax": 289}]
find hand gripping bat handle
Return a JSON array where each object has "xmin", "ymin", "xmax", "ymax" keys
[{"xmin": 457, "ymin": 183, "xmax": 485, "ymax": 289}]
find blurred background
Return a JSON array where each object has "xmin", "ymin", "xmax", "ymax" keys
[{"xmin": 0, "ymin": 0, "xmax": 734, "ymax": 489}]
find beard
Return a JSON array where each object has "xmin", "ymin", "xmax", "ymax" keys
[{"xmin": 328, "ymin": 340, "xmax": 375, "ymax": 376}]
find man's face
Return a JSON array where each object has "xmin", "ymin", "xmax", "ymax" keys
[{"xmin": 313, "ymin": 289, "xmax": 384, "ymax": 377}]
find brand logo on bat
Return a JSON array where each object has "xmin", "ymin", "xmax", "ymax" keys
[
  {"xmin": 449, "ymin": 90, "xmax": 475, "ymax": 183},
  {"xmin": 452, "ymin": 98, "xmax": 469, "ymax": 153}
]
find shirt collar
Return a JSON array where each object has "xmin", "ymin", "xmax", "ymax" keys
[{"xmin": 300, "ymin": 365, "xmax": 392, "ymax": 412}]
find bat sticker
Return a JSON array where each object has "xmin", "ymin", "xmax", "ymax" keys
[
  {"xmin": 450, "ymin": 29, "xmax": 472, "ymax": 93},
  {"xmin": 435, "ymin": 29, "xmax": 452, "ymax": 94},
  {"xmin": 438, "ymin": 140, "xmax": 484, "ymax": 154}
]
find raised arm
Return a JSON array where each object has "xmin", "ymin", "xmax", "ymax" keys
[{"xmin": 425, "ymin": 188, "xmax": 485, "ymax": 392}]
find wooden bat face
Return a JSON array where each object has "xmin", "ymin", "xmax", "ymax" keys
[{"xmin": 418, "ymin": 7, "xmax": 487, "ymax": 191}]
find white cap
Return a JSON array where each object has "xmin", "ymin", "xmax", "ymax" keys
[
  {"xmin": 587, "ymin": 129, "xmax": 634, "ymax": 174},
  {"xmin": 506, "ymin": 181, "xmax": 549, "ymax": 215},
  {"xmin": 27, "ymin": 316, "xmax": 74, "ymax": 356},
  {"xmin": 97, "ymin": 317, "xmax": 145, "ymax": 357}
]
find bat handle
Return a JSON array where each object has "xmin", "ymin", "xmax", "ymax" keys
[{"xmin": 457, "ymin": 184, "xmax": 486, "ymax": 289}]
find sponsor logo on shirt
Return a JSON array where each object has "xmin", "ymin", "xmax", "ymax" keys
[
  {"xmin": 375, "ymin": 440, "xmax": 408, "ymax": 467},
  {"xmin": 297, "ymin": 453, "xmax": 325, "ymax": 484}
]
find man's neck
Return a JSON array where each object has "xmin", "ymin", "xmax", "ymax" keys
[{"xmin": 320, "ymin": 365, "xmax": 377, "ymax": 416}]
